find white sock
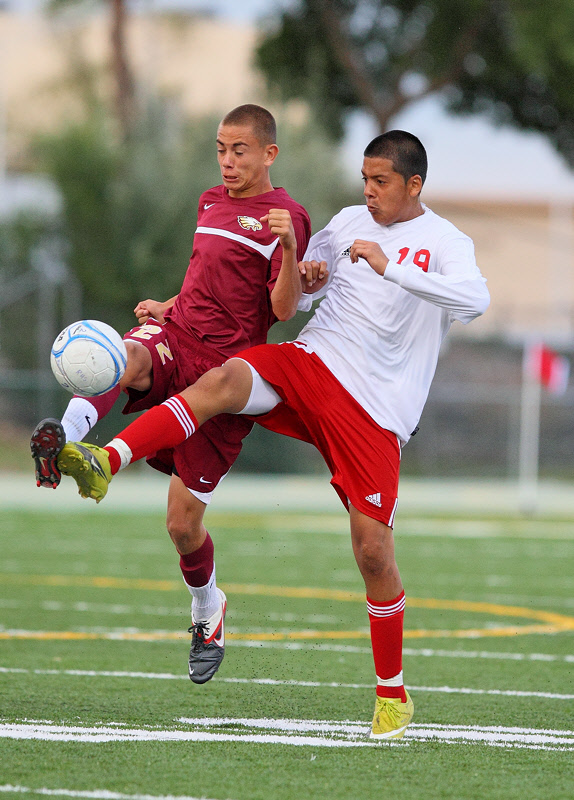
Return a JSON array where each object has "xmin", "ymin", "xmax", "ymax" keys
[
  {"xmin": 186, "ymin": 567, "xmax": 220, "ymax": 622},
  {"xmin": 61, "ymin": 397, "xmax": 99, "ymax": 441}
]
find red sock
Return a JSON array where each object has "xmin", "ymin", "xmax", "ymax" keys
[
  {"xmin": 368, "ymin": 591, "xmax": 407, "ymax": 702},
  {"xmin": 104, "ymin": 394, "xmax": 198, "ymax": 474},
  {"xmin": 179, "ymin": 533, "xmax": 214, "ymax": 588}
]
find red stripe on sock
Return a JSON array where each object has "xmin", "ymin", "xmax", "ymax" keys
[{"xmin": 368, "ymin": 591, "xmax": 406, "ymax": 702}]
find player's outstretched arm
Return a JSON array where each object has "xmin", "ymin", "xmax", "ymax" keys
[
  {"xmin": 262, "ymin": 209, "xmax": 302, "ymax": 321},
  {"xmin": 134, "ymin": 295, "xmax": 178, "ymax": 325}
]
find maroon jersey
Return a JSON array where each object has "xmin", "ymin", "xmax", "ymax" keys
[{"xmin": 164, "ymin": 185, "xmax": 311, "ymax": 357}]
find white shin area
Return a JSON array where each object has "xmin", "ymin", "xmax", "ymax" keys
[
  {"xmin": 61, "ymin": 397, "xmax": 99, "ymax": 442},
  {"xmin": 187, "ymin": 566, "xmax": 220, "ymax": 622}
]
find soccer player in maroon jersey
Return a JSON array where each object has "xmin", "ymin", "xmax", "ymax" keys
[{"xmin": 30, "ymin": 104, "xmax": 312, "ymax": 683}]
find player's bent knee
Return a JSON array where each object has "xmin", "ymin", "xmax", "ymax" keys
[
  {"xmin": 183, "ymin": 359, "xmax": 253, "ymax": 414},
  {"xmin": 351, "ymin": 521, "xmax": 396, "ymax": 579},
  {"xmin": 354, "ymin": 542, "xmax": 391, "ymax": 578},
  {"xmin": 166, "ymin": 511, "xmax": 205, "ymax": 553}
]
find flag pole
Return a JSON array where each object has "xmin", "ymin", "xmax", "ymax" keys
[{"xmin": 518, "ymin": 343, "xmax": 541, "ymax": 514}]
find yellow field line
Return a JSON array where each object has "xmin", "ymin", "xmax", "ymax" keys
[
  {"xmin": 1, "ymin": 574, "xmax": 574, "ymax": 638},
  {"xmin": 0, "ymin": 622, "xmax": 571, "ymax": 642}
]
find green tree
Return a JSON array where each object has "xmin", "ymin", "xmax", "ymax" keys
[
  {"xmin": 49, "ymin": 0, "xmax": 136, "ymax": 140},
  {"xmin": 256, "ymin": 0, "xmax": 574, "ymax": 165},
  {"xmin": 34, "ymin": 111, "xmax": 219, "ymax": 337}
]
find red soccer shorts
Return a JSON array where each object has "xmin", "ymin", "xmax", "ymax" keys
[
  {"xmin": 122, "ymin": 320, "xmax": 253, "ymax": 497},
  {"xmin": 236, "ymin": 342, "xmax": 401, "ymax": 526}
]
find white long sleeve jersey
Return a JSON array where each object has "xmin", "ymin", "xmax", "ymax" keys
[{"xmin": 296, "ymin": 205, "xmax": 490, "ymax": 444}]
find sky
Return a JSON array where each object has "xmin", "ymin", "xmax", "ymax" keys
[
  {"xmin": 344, "ymin": 100, "xmax": 574, "ymax": 202},
  {"xmin": 5, "ymin": 0, "xmax": 574, "ymax": 202}
]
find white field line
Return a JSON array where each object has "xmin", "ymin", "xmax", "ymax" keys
[
  {"xmin": 4, "ymin": 596, "xmax": 570, "ymax": 615},
  {"xmin": 1, "ymin": 628, "xmax": 572, "ymax": 662},
  {"xmin": 1, "ymin": 718, "xmax": 573, "ymax": 752},
  {"xmin": 0, "ymin": 722, "xmax": 375, "ymax": 749},
  {"xmin": 1, "ymin": 666, "xmax": 572, "ymax": 700},
  {"xmin": 231, "ymin": 641, "xmax": 574, "ymax": 661},
  {"xmin": 0, "ymin": 787, "xmax": 230, "ymax": 800}
]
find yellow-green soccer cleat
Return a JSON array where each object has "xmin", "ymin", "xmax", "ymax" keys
[
  {"xmin": 370, "ymin": 690, "xmax": 414, "ymax": 740},
  {"xmin": 57, "ymin": 442, "xmax": 112, "ymax": 503}
]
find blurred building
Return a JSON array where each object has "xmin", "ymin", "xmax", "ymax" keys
[
  {"xmin": 0, "ymin": 8, "xmax": 264, "ymax": 168},
  {"xmin": 428, "ymin": 198, "xmax": 574, "ymax": 345},
  {"xmin": 2, "ymin": 8, "xmax": 573, "ymax": 344}
]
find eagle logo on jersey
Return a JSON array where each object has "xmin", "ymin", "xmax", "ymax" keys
[{"xmin": 238, "ymin": 215, "xmax": 263, "ymax": 232}]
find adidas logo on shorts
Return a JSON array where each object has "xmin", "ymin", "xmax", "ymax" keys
[{"xmin": 365, "ymin": 492, "xmax": 382, "ymax": 507}]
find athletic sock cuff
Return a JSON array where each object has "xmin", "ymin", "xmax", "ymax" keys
[
  {"xmin": 105, "ymin": 439, "xmax": 132, "ymax": 473},
  {"xmin": 367, "ymin": 590, "xmax": 406, "ymax": 618}
]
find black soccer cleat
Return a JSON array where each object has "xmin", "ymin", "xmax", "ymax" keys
[
  {"xmin": 187, "ymin": 589, "xmax": 227, "ymax": 684},
  {"xmin": 30, "ymin": 418, "xmax": 66, "ymax": 489}
]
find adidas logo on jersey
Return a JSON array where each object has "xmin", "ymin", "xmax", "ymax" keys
[
  {"xmin": 365, "ymin": 492, "xmax": 382, "ymax": 507},
  {"xmin": 341, "ymin": 246, "xmax": 351, "ymax": 257}
]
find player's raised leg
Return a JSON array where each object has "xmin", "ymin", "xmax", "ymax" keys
[
  {"xmin": 349, "ymin": 506, "xmax": 414, "ymax": 740},
  {"xmin": 167, "ymin": 475, "xmax": 227, "ymax": 683},
  {"xmin": 31, "ymin": 340, "xmax": 152, "ymax": 490},
  {"xmin": 57, "ymin": 358, "xmax": 254, "ymax": 501}
]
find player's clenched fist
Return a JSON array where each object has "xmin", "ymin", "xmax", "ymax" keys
[
  {"xmin": 299, "ymin": 259, "xmax": 329, "ymax": 292},
  {"xmin": 133, "ymin": 298, "xmax": 173, "ymax": 325},
  {"xmin": 350, "ymin": 239, "xmax": 389, "ymax": 275},
  {"xmin": 261, "ymin": 208, "xmax": 297, "ymax": 251}
]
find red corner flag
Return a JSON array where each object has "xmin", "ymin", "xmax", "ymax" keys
[{"xmin": 525, "ymin": 343, "xmax": 570, "ymax": 395}]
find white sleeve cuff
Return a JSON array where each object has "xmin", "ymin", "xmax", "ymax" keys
[
  {"xmin": 297, "ymin": 293, "xmax": 314, "ymax": 312},
  {"xmin": 382, "ymin": 261, "xmax": 404, "ymax": 285}
]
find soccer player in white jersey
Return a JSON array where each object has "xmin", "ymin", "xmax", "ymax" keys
[{"xmin": 56, "ymin": 130, "xmax": 490, "ymax": 740}]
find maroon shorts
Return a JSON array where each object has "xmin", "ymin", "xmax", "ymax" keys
[
  {"xmin": 237, "ymin": 342, "xmax": 401, "ymax": 526},
  {"xmin": 123, "ymin": 320, "xmax": 253, "ymax": 496}
]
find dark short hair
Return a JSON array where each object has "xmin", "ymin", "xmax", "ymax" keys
[
  {"xmin": 364, "ymin": 130, "xmax": 427, "ymax": 185},
  {"xmin": 220, "ymin": 104, "xmax": 277, "ymax": 145}
]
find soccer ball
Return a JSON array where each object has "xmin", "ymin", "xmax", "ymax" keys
[{"xmin": 50, "ymin": 320, "xmax": 128, "ymax": 397}]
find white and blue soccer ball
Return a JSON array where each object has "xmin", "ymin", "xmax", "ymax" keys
[{"xmin": 50, "ymin": 320, "xmax": 128, "ymax": 397}]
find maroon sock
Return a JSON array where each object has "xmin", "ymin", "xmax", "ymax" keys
[
  {"xmin": 75, "ymin": 384, "xmax": 121, "ymax": 419},
  {"xmin": 179, "ymin": 532, "xmax": 215, "ymax": 588}
]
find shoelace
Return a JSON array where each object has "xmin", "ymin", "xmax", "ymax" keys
[{"xmin": 188, "ymin": 621, "xmax": 209, "ymax": 652}]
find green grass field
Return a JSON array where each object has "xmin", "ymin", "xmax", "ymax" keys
[{"xmin": 1, "ymin": 497, "xmax": 573, "ymax": 800}]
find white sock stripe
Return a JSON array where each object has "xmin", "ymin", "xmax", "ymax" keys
[
  {"xmin": 367, "ymin": 595, "xmax": 406, "ymax": 617},
  {"xmin": 164, "ymin": 397, "xmax": 196, "ymax": 438},
  {"xmin": 367, "ymin": 604, "xmax": 406, "ymax": 618},
  {"xmin": 165, "ymin": 397, "xmax": 195, "ymax": 437}
]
